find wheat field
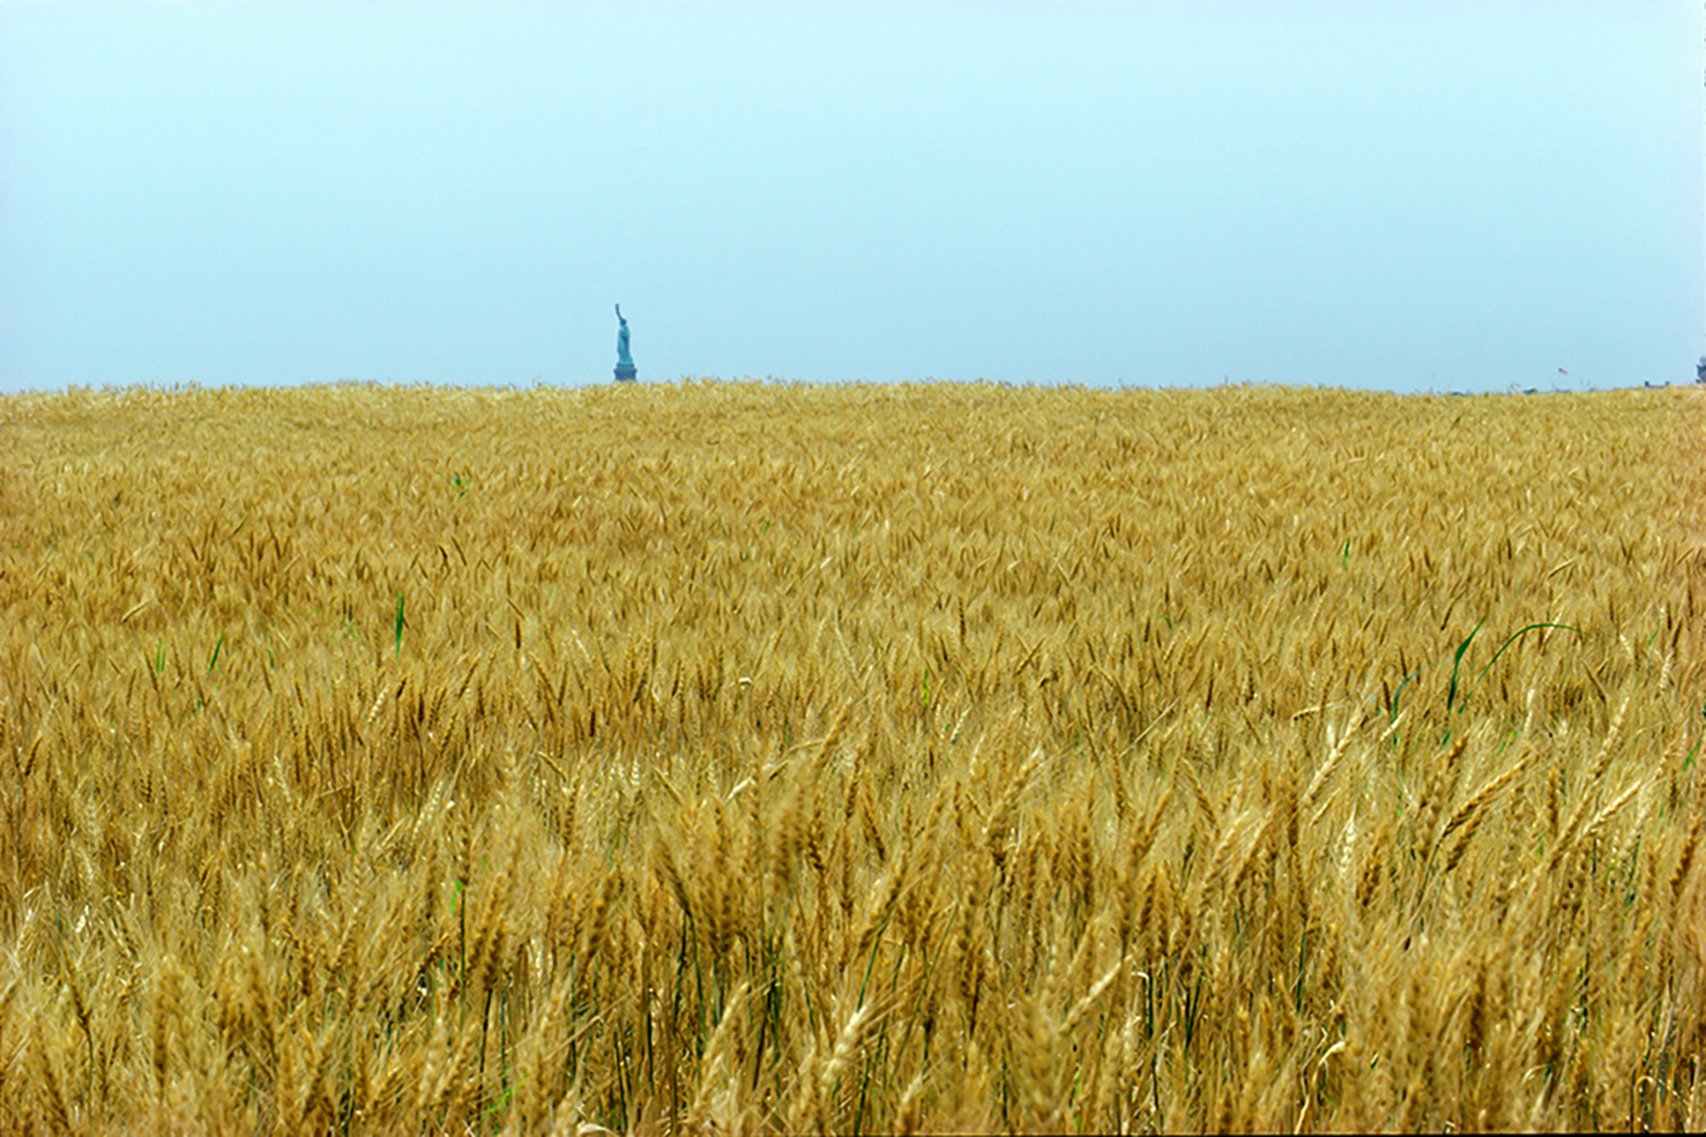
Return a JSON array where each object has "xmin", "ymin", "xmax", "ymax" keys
[{"xmin": 0, "ymin": 380, "xmax": 1701, "ymax": 1133}]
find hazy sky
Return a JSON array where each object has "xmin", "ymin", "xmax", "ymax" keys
[{"xmin": 1, "ymin": 1, "xmax": 1700, "ymax": 393}]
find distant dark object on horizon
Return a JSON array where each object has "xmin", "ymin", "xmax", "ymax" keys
[
  {"xmin": 614, "ymin": 304, "xmax": 637, "ymax": 383},
  {"xmin": 1696, "ymin": 356, "xmax": 1705, "ymax": 384}
]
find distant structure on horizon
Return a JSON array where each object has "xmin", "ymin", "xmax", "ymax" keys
[
  {"xmin": 614, "ymin": 304, "xmax": 637, "ymax": 383},
  {"xmin": 1696, "ymin": 356, "xmax": 1705, "ymax": 385}
]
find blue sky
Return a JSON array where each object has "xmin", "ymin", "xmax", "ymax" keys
[{"xmin": 0, "ymin": 1, "xmax": 1700, "ymax": 393}]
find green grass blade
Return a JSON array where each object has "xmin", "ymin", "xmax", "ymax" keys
[
  {"xmin": 1445, "ymin": 617, "xmax": 1485, "ymax": 713},
  {"xmin": 1466, "ymin": 622, "xmax": 1583, "ymax": 705},
  {"xmin": 1389, "ymin": 666, "xmax": 1425, "ymax": 722}
]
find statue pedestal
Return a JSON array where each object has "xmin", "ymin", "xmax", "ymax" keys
[{"xmin": 614, "ymin": 363, "xmax": 637, "ymax": 383}]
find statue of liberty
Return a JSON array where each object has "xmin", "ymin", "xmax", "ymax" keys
[{"xmin": 614, "ymin": 304, "xmax": 637, "ymax": 382}]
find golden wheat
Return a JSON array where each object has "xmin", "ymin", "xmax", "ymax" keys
[{"xmin": 0, "ymin": 380, "xmax": 1700, "ymax": 1132}]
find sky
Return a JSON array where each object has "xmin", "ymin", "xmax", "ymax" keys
[{"xmin": 0, "ymin": 1, "xmax": 1700, "ymax": 394}]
